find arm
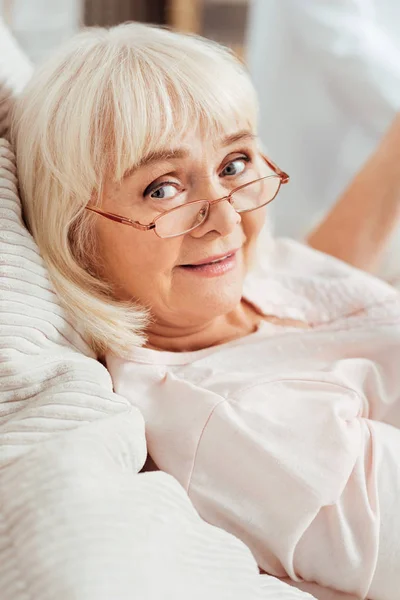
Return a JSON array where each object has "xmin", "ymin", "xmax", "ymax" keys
[
  {"xmin": 185, "ymin": 380, "xmax": 400, "ymax": 600},
  {"xmin": 307, "ymin": 113, "xmax": 400, "ymax": 271},
  {"xmin": 283, "ymin": 0, "xmax": 400, "ymax": 270}
]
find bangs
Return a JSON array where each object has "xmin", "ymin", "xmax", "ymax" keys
[
  {"xmin": 110, "ymin": 62, "xmax": 257, "ymax": 183},
  {"xmin": 16, "ymin": 24, "xmax": 258, "ymax": 204},
  {"xmin": 92, "ymin": 26, "xmax": 258, "ymax": 186}
]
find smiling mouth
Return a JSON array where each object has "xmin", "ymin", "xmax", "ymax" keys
[
  {"xmin": 181, "ymin": 254, "xmax": 232, "ymax": 268},
  {"xmin": 181, "ymin": 249, "xmax": 239, "ymax": 268},
  {"xmin": 177, "ymin": 250, "xmax": 239, "ymax": 278}
]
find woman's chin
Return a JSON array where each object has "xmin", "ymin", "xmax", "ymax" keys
[
  {"xmin": 177, "ymin": 258, "xmax": 244, "ymax": 315},
  {"xmin": 182, "ymin": 280, "xmax": 244, "ymax": 323}
]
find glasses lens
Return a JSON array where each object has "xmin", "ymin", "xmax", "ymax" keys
[
  {"xmin": 154, "ymin": 200, "xmax": 209, "ymax": 238},
  {"xmin": 230, "ymin": 176, "xmax": 281, "ymax": 212}
]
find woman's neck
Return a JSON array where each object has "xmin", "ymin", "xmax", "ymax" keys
[{"xmin": 145, "ymin": 299, "xmax": 260, "ymax": 352}]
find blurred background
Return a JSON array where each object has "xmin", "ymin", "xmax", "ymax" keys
[
  {"xmin": 1, "ymin": 0, "xmax": 400, "ymax": 276},
  {"xmin": 0, "ymin": 0, "xmax": 249, "ymax": 64}
]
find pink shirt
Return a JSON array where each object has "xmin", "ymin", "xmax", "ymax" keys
[{"xmin": 106, "ymin": 240, "xmax": 400, "ymax": 600}]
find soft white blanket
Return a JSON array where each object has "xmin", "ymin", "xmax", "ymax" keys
[{"xmin": 0, "ymin": 136, "xmax": 318, "ymax": 599}]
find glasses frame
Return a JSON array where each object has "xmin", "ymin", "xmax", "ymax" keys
[{"xmin": 86, "ymin": 154, "xmax": 289, "ymax": 239}]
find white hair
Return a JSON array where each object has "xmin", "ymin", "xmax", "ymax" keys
[{"xmin": 11, "ymin": 22, "xmax": 259, "ymax": 357}]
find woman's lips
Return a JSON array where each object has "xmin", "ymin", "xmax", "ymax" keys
[{"xmin": 179, "ymin": 250, "xmax": 239, "ymax": 278}]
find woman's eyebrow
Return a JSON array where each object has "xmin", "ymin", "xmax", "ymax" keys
[
  {"xmin": 123, "ymin": 131, "xmax": 255, "ymax": 179},
  {"xmin": 123, "ymin": 148, "xmax": 188, "ymax": 178},
  {"xmin": 221, "ymin": 130, "xmax": 256, "ymax": 146}
]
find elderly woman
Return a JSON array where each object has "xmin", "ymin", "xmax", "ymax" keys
[{"xmin": 11, "ymin": 23, "xmax": 400, "ymax": 600}]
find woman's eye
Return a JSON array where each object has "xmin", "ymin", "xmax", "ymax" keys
[
  {"xmin": 221, "ymin": 157, "xmax": 248, "ymax": 177},
  {"xmin": 147, "ymin": 183, "xmax": 179, "ymax": 200}
]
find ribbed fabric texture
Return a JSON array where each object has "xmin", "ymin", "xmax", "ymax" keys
[{"xmin": 0, "ymin": 135, "xmax": 316, "ymax": 599}]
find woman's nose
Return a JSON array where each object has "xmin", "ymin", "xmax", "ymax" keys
[{"xmin": 190, "ymin": 192, "xmax": 241, "ymax": 238}]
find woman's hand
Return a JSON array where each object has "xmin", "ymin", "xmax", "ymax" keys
[{"xmin": 307, "ymin": 113, "xmax": 400, "ymax": 273}]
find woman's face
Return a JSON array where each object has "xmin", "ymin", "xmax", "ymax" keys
[{"xmin": 95, "ymin": 129, "xmax": 267, "ymax": 333}]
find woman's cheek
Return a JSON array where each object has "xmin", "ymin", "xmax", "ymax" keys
[{"xmin": 241, "ymin": 208, "xmax": 266, "ymax": 265}]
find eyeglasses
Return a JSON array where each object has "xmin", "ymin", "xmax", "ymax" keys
[{"xmin": 86, "ymin": 154, "xmax": 289, "ymax": 239}]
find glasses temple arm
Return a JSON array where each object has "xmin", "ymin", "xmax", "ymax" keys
[{"xmin": 262, "ymin": 154, "xmax": 290, "ymax": 184}]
